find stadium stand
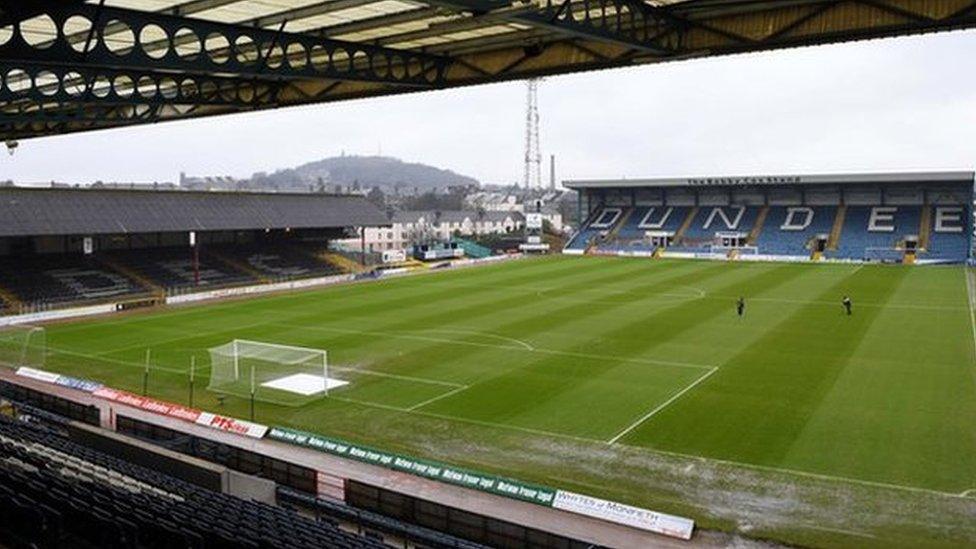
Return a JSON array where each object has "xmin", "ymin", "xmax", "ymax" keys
[
  {"xmin": 0, "ymin": 413, "xmax": 389, "ymax": 549},
  {"xmin": 0, "ymin": 393, "xmax": 562, "ymax": 549},
  {"xmin": 679, "ymin": 206, "xmax": 758, "ymax": 242},
  {"xmin": 0, "ymin": 187, "xmax": 388, "ymax": 315},
  {"xmin": 279, "ymin": 488, "xmax": 488, "ymax": 549},
  {"xmin": 564, "ymin": 172, "xmax": 973, "ymax": 263},
  {"xmin": 829, "ymin": 206, "xmax": 921, "ymax": 260},
  {"xmin": 598, "ymin": 206, "xmax": 692, "ymax": 253},
  {"xmin": 676, "ymin": 206, "xmax": 760, "ymax": 249},
  {"xmin": 110, "ymin": 246, "xmax": 258, "ymax": 291},
  {"xmin": 755, "ymin": 206, "xmax": 837, "ymax": 257},
  {"xmin": 0, "ymin": 244, "xmax": 349, "ymax": 313},
  {"xmin": 922, "ymin": 206, "xmax": 971, "ymax": 261},
  {"xmin": 564, "ymin": 208, "xmax": 616, "ymax": 251},
  {"xmin": 0, "ymin": 254, "xmax": 150, "ymax": 310}
]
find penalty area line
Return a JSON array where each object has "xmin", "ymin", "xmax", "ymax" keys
[
  {"xmin": 284, "ymin": 322, "xmax": 713, "ymax": 371},
  {"xmin": 966, "ymin": 268, "xmax": 976, "ymax": 365},
  {"xmin": 46, "ymin": 346, "xmax": 209, "ymax": 375},
  {"xmin": 330, "ymin": 366, "xmax": 464, "ymax": 388},
  {"xmin": 330, "ymin": 388, "xmax": 973, "ymax": 501},
  {"xmin": 328, "ymin": 394, "xmax": 606, "ymax": 445},
  {"xmin": 606, "ymin": 367, "xmax": 718, "ymax": 445},
  {"xmin": 406, "ymin": 385, "xmax": 471, "ymax": 411}
]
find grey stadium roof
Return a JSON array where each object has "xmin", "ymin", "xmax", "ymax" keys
[
  {"xmin": 564, "ymin": 171, "xmax": 976, "ymax": 189},
  {"xmin": 0, "ymin": 186, "xmax": 389, "ymax": 237},
  {"xmin": 3, "ymin": 0, "xmax": 976, "ymax": 141},
  {"xmin": 392, "ymin": 209, "xmax": 523, "ymax": 223}
]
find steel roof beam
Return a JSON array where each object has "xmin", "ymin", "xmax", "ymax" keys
[
  {"xmin": 0, "ymin": 63, "xmax": 284, "ymax": 107},
  {"xmin": 324, "ymin": 7, "xmax": 442, "ymax": 37},
  {"xmin": 0, "ymin": 0, "xmax": 86, "ymax": 27},
  {"xmin": 424, "ymin": 0, "xmax": 680, "ymax": 55},
  {"xmin": 244, "ymin": 0, "xmax": 394, "ymax": 29},
  {"xmin": 0, "ymin": 3, "xmax": 452, "ymax": 87}
]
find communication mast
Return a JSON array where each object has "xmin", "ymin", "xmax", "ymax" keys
[{"xmin": 523, "ymin": 79, "xmax": 542, "ymax": 189}]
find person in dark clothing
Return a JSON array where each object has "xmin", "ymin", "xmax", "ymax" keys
[
  {"xmin": 736, "ymin": 297, "xmax": 745, "ymax": 318},
  {"xmin": 842, "ymin": 296, "xmax": 852, "ymax": 316}
]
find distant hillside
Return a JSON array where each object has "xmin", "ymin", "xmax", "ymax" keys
[{"xmin": 249, "ymin": 155, "xmax": 479, "ymax": 192}]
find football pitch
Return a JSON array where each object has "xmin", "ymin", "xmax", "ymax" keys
[{"xmin": 35, "ymin": 256, "xmax": 976, "ymax": 547}]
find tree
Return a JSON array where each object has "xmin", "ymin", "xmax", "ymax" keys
[
  {"xmin": 367, "ymin": 187, "xmax": 386, "ymax": 208},
  {"xmin": 402, "ymin": 188, "xmax": 467, "ymax": 211}
]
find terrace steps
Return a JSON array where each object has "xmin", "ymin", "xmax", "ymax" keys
[
  {"xmin": 324, "ymin": 252, "xmax": 365, "ymax": 274},
  {"xmin": 606, "ymin": 207, "xmax": 634, "ymax": 241},
  {"xmin": 208, "ymin": 250, "xmax": 271, "ymax": 283},
  {"xmin": 827, "ymin": 205, "xmax": 847, "ymax": 251},
  {"xmin": 289, "ymin": 245, "xmax": 342, "ymax": 272},
  {"xmin": 673, "ymin": 207, "xmax": 699, "ymax": 244},
  {"xmin": 918, "ymin": 206, "xmax": 932, "ymax": 251},
  {"xmin": 0, "ymin": 283, "xmax": 22, "ymax": 311},
  {"xmin": 96, "ymin": 256, "xmax": 163, "ymax": 296},
  {"xmin": 747, "ymin": 205, "xmax": 770, "ymax": 245}
]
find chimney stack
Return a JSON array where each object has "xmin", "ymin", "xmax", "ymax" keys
[{"xmin": 549, "ymin": 155, "xmax": 556, "ymax": 190}]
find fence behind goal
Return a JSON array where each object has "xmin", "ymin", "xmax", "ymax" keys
[
  {"xmin": 0, "ymin": 325, "xmax": 46, "ymax": 369},
  {"xmin": 207, "ymin": 340, "xmax": 335, "ymax": 406}
]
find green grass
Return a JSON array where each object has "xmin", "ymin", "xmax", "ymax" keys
[{"xmin": 31, "ymin": 256, "xmax": 976, "ymax": 548}]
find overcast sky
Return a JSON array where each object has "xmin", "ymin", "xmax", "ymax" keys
[{"xmin": 2, "ymin": 29, "xmax": 975, "ymax": 186}]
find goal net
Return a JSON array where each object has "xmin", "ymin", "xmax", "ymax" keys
[
  {"xmin": 207, "ymin": 340, "xmax": 344, "ymax": 406},
  {"xmin": 864, "ymin": 247, "xmax": 904, "ymax": 263},
  {"xmin": 0, "ymin": 325, "xmax": 46, "ymax": 369}
]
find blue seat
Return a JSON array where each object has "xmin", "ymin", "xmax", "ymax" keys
[
  {"xmin": 830, "ymin": 206, "xmax": 921, "ymax": 260},
  {"xmin": 756, "ymin": 206, "xmax": 836, "ymax": 257}
]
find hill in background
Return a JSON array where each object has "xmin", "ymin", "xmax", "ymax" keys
[{"xmin": 249, "ymin": 155, "xmax": 480, "ymax": 193}]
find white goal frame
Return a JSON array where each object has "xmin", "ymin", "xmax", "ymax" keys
[
  {"xmin": 0, "ymin": 324, "xmax": 46, "ymax": 368},
  {"xmin": 208, "ymin": 339, "xmax": 331, "ymax": 406}
]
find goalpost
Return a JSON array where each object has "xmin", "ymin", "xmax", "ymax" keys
[
  {"xmin": 864, "ymin": 247, "xmax": 904, "ymax": 263},
  {"xmin": 207, "ymin": 340, "xmax": 342, "ymax": 406},
  {"xmin": 0, "ymin": 325, "xmax": 46, "ymax": 369}
]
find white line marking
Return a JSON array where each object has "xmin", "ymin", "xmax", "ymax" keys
[
  {"xmin": 86, "ymin": 317, "xmax": 280, "ymax": 358},
  {"xmin": 965, "ymin": 268, "xmax": 976, "ymax": 364},
  {"xmin": 800, "ymin": 523, "xmax": 877, "ymax": 539},
  {"xmin": 438, "ymin": 275, "xmax": 964, "ymax": 311},
  {"xmin": 625, "ymin": 442, "xmax": 969, "ymax": 500},
  {"xmin": 607, "ymin": 367, "xmax": 718, "ymax": 444},
  {"xmin": 284, "ymin": 323, "xmax": 714, "ymax": 371},
  {"xmin": 44, "ymin": 346, "xmax": 973, "ymax": 501},
  {"xmin": 332, "ymin": 388, "xmax": 973, "ymax": 501},
  {"xmin": 328, "ymin": 395, "xmax": 411, "ymax": 413},
  {"xmin": 329, "ymin": 394, "xmax": 606, "ymax": 445},
  {"xmin": 532, "ymin": 347, "xmax": 713, "ymax": 371},
  {"xmin": 534, "ymin": 285, "xmax": 706, "ymax": 306},
  {"xmin": 286, "ymin": 324, "xmax": 530, "ymax": 352},
  {"xmin": 706, "ymin": 293, "xmax": 967, "ymax": 312},
  {"xmin": 407, "ymin": 385, "xmax": 471, "ymax": 411},
  {"xmin": 403, "ymin": 328, "xmax": 535, "ymax": 351},
  {"xmin": 46, "ymin": 346, "xmax": 205, "ymax": 375},
  {"xmin": 331, "ymin": 365, "xmax": 463, "ymax": 388}
]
